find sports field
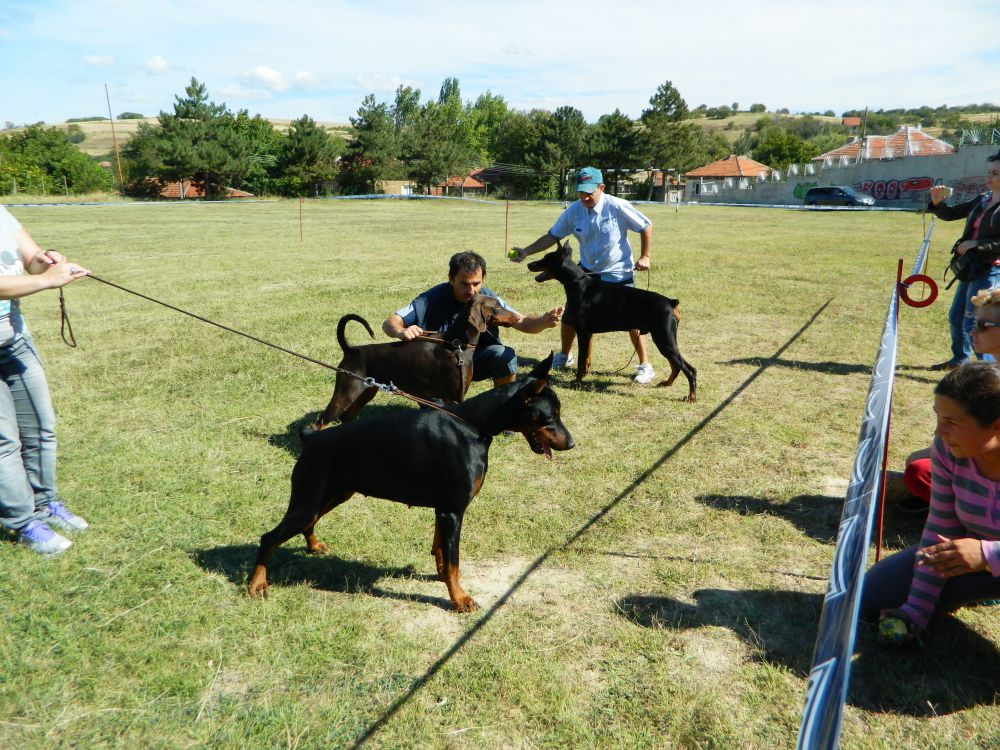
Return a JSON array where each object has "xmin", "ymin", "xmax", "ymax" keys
[{"xmin": 1, "ymin": 198, "xmax": 996, "ymax": 749}]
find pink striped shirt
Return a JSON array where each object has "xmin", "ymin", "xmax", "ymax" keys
[{"xmin": 900, "ymin": 437, "xmax": 1000, "ymax": 628}]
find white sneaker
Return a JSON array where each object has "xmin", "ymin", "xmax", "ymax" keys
[
  {"xmin": 552, "ymin": 352, "xmax": 574, "ymax": 370},
  {"xmin": 634, "ymin": 363, "xmax": 655, "ymax": 385},
  {"xmin": 18, "ymin": 520, "xmax": 72, "ymax": 555}
]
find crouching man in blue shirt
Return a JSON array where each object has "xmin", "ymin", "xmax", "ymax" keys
[{"xmin": 383, "ymin": 251, "xmax": 563, "ymax": 386}]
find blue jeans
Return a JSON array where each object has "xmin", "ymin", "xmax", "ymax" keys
[
  {"xmin": 948, "ymin": 266, "xmax": 1000, "ymax": 362},
  {"xmin": 472, "ymin": 343, "xmax": 518, "ymax": 381},
  {"xmin": 0, "ymin": 333, "xmax": 59, "ymax": 532}
]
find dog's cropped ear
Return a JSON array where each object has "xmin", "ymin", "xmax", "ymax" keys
[
  {"xmin": 526, "ymin": 352, "xmax": 554, "ymax": 381},
  {"xmin": 559, "ymin": 241, "xmax": 572, "ymax": 258}
]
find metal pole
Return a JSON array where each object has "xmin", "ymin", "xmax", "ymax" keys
[{"xmin": 105, "ymin": 84, "xmax": 126, "ymax": 196}]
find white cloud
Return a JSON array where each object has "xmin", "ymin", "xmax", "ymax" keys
[
  {"xmin": 291, "ymin": 70, "xmax": 320, "ymax": 89},
  {"xmin": 82, "ymin": 54, "xmax": 114, "ymax": 67},
  {"xmin": 221, "ymin": 84, "xmax": 272, "ymax": 100},
  {"xmin": 145, "ymin": 55, "xmax": 171, "ymax": 74},
  {"xmin": 501, "ymin": 44, "xmax": 532, "ymax": 57},
  {"xmin": 355, "ymin": 74, "xmax": 409, "ymax": 93},
  {"xmin": 241, "ymin": 66, "xmax": 287, "ymax": 92}
]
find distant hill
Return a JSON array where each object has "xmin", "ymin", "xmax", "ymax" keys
[{"xmin": 9, "ymin": 118, "xmax": 352, "ymax": 157}]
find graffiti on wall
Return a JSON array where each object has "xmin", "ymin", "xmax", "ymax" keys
[
  {"xmin": 855, "ymin": 176, "xmax": 936, "ymax": 201},
  {"xmin": 793, "ymin": 182, "xmax": 818, "ymax": 199}
]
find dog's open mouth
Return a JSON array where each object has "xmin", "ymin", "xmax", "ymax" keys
[{"xmin": 525, "ymin": 431, "xmax": 553, "ymax": 459}]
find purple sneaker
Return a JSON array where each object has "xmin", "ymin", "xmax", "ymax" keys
[
  {"xmin": 45, "ymin": 500, "xmax": 89, "ymax": 532},
  {"xmin": 18, "ymin": 519, "xmax": 72, "ymax": 555}
]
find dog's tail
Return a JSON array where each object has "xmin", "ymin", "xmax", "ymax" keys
[{"xmin": 337, "ymin": 314, "xmax": 375, "ymax": 354}]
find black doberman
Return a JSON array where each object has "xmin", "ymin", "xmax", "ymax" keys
[
  {"xmin": 248, "ymin": 354, "xmax": 574, "ymax": 611},
  {"xmin": 527, "ymin": 242, "xmax": 697, "ymax": 401},
  {"xmin": 317, "ymin": 294, "xmax": 520, "ymax": 426}
]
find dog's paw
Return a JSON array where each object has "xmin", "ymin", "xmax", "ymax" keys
[
  {"xmin": 306, "ymin": 540, "xmax": 330, "ymax": 555},
  {"xmin": 452, "ymin": 596, "xmax": 479, "ymax": 613}
]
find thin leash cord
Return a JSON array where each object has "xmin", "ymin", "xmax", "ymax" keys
[{"xmin": 64, "ymin": 274, "xmax": 468, "ymax": 421}]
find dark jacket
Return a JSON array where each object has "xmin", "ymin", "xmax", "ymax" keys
[{"xmin": 928, "ymin": 193, "xmax": 1000, "ymax": 256}]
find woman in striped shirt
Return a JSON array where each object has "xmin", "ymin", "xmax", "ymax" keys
[{"xmin": 862, "ymin": 361, "xmax": 1000, "ymax": 645}]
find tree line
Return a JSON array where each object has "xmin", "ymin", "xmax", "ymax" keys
[{"xmin": 2, "ymin": 77, "xmax": 998, "ymax": 199}]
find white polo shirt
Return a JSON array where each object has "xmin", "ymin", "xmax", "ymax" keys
[
  {"xmin": 547, "ymin": 193, "xmax": 651, "ymax": 282},
  {"xmin": 0, "ymin": 206, "xmax": 26, "ymax": 343}
]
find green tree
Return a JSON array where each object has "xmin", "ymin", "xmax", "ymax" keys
[
  {"xmin": 122, "ymin": 78, "xmax": 262, "ymax": 198},
  {"xmin": 749, "ymin": 103, "xmax": 766, "ymax": 113},
  {"xmin": 466, "ymin": 91, "xmax": 510, "ymax": 161},
  {"xmin": 405, "ymin": 99, "xmax": 475, "ymax": 192},
  {"xmin": 0, "ymin": 125, "xmax": 112, "ymax": 194},
  {"xmin": 274, "ymin": 115, "xmax": 342, "ymax": 196},
  {"xmin": 752, "ymin": 128, "xmax": 819, "ymax": 171},
  {"xmin": 340, "ymin": 94, "xmax": 398, "ymax": 194},
  {"xmin": 587, "ymin": 109, "xmax": 643, "ymax": 195},
  {"xmin": 646, "ymin": 81, "xmax": 688, "ymax": 122}
]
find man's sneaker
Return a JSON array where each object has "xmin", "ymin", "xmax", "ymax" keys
[
  {"xmin": 634, "ymin": 363, "xmax": 656, "ymax": 385},
  {"xmin": 44, "ymin": 500, "xmax": 89, "ymax": 532},
  {"xmin": 18, "ymin": 519, "xmax": 72, "ymax": 555},
  {"xmin": 552, "ymin": 352, "xmax": 574, "ymax": 370}
]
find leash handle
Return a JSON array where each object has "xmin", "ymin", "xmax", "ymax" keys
[{"xmin": 58, "ymin": 287, "xmax": 77, "ymax": 348}]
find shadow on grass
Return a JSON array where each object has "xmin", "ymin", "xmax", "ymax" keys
[
  {"xmin": 192, "ymin": 544, "xmax": 454, "ymax": 611},
  {"xmin": 723, "ymin": 356, "xmax": 938, "ymax": 385},
  {"xmin": 616, "ymin": 589, "xmax": 1000, "ymax": 716},
  {"xmin": 264, "ymin": 404, "xmax": 416, "ymax": 457},
  {"xmin": 695, "ymin": 493, "xmax": 926, "ymax": 548},
  {"xmin": 338, "ymin": 299, "xmax": 836, "ymax": 748}
]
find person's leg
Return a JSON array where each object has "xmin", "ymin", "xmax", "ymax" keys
[
  {"xmin": 860, "ymin": 546, "xmax": 918, "ymax": 620},
  {"xmin": 470, "ymin": 344, "xmax": 518, "ymax": 387},
  {"xmin": 903, "ymin": 457, "xmax": 931, "ymax": 504},
  {"xmin": 7, "ymin": 334, "xmax": 59, "ymax": 509},
  {"xmin": 0, "ymin": 375, "xmax": 38, "ymax": 533},
  {"xmin": 629, "ymin": 329, "xmax": 650, "ymax": 365},
  {"xmin": 560, "ymin": 324, "xmax": 576, "ymax": 358},
  {"xmin": 946, "ymin": 278, "xmax": 970, "ymax": 364}
]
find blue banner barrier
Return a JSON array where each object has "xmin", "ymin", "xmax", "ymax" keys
[{"xmin": 796, "ymin": 219, "xmax": 934, "ymax": 749}]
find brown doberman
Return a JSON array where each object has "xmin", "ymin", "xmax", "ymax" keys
[{"xmin": 317, "ymin": 294, "xmax": 519, "ymax": 426}]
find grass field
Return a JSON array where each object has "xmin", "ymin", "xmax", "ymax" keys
[{"xmin": 0, "ymin": 198, "xmax": 997, "ymax": 749}]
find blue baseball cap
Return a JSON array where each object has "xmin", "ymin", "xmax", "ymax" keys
[{"xmin": 574, "ymin": 167, "xmax": 603, "ymax": 193}]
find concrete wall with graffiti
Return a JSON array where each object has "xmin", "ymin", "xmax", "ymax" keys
[{"xmin": 684, "ymin": 143, "xmax": 996, "ymax": 207}]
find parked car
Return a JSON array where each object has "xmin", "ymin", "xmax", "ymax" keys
[{"xmin": 803, "ymin": 185, "xmax": 875, "ymax": 207}]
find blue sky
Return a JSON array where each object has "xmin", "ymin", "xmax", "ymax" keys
[{"xmin": 2, "ymin": 0, "xmax": 1000, "ymax": 127}]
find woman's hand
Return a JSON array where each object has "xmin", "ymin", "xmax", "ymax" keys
[
  {"xmin": 929, "ymin": 185, "xmax": 952, "ymax": 205},
  {"xmin": 43, "ymin": 262, "xmax": 90, "ymax": 288},
  {"xmin": 955, "ymin": 240, "xmax": 978, "ymax": 256},
  {"xmin": 916, "ymin": 534, "xmax": 987, "ymax": 577}
]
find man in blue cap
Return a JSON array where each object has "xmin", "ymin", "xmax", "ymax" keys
[{"xmin": 510, "ymin": 167, "xmax": 656, "ymax": 384}]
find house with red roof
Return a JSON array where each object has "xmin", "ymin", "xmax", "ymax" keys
[
  {"xmin": 686, "ymin": 155, "xmax": 771, "ymax": 180},
  {"xmin": 814, "ymin": 125, "xmax": 953, "ymax": 162}
]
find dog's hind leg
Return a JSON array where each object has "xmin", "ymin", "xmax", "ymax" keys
[
  {"xmin": 248, "ymin": 481, "xmax": 353, "ymax": 597},
  {"xmin": 436, "ymin": 510, "xmax": 477, "ymax": 612},
  {"xmin": 650, "ymin": 325, "xmax": 697, "ymax": 402},
  {"xmin": 431, "ymin": 522, "xmax": 445, "ymax": 581}
]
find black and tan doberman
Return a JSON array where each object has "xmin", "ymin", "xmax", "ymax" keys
[
  {"xmin": 248, "ymin": 354, "xmax": 574, "ymax": 611},
  {"xmin": 527, "ymin": 242, "xmax": 697, "ymax": 401}
]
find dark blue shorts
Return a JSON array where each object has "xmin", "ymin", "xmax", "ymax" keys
[{"xmin": 472, "ymin": 343, "xmax": 518, "ymax": 381}]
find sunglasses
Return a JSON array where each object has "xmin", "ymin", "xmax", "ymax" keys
[{"xmin": 973, "ymin": 319, "xmax": 1000, "ymax": 332}]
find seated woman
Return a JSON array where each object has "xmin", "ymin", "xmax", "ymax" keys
[
  {"xmin": 862, "ymin": 362, "xmax": 1000, "ymax": 645},
  {"xmin": 897, "ymin": 287, "xmax": 1000, "ymax": 508}
]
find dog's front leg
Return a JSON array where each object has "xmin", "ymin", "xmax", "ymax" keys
[
  {"xmin": 436, "ymin": 510, "xmax": 477, "ymax": 612},
  {"xmin": 576, "ymin": 333, "xmax": 593, "ymax": 381}
]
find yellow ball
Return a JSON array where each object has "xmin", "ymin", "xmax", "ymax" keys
[
  {"xmin": 879, "ymin": 616, "xmax": 909, "ymax": 642},
  {"xmin": 508, "ymin": 248, "xmax": 520, "ymax": 260}
]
